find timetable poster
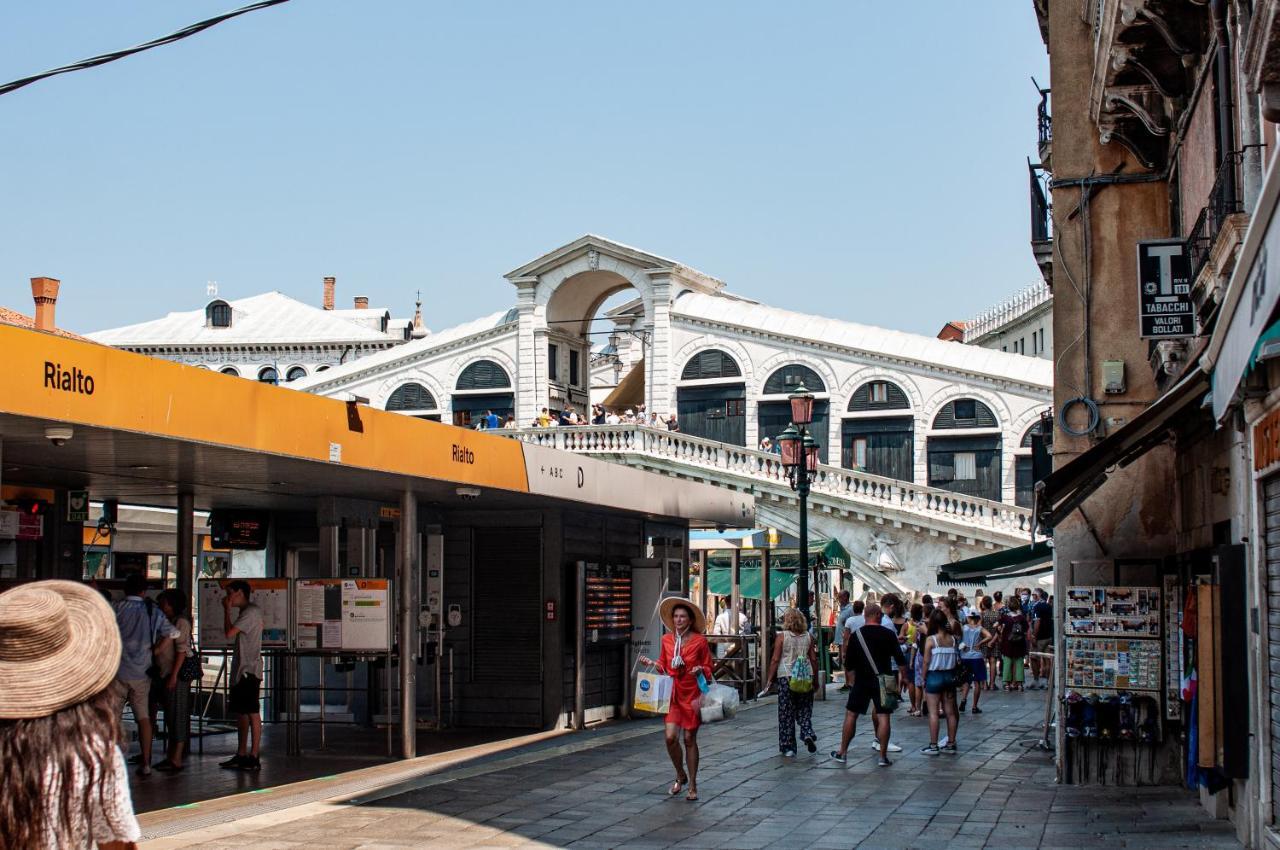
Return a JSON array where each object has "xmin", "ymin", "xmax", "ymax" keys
[
  {"xmin": 198, "ymin": 578, "xmax": 290, "ymax": 649},
  {"xmin": 341, "ymin": 579, "xmax": 391, "ymax": 651},
  {"xmin": 296, "ymin": 579, "xmax": 344, "ymax": 650},
  {"xmin": 1064, "ymin": 585, "xmax": 1160, "ymax": 637},
  {"xmin": 585, "ymin": 564, "xmax": 632, "ymax": 644}
]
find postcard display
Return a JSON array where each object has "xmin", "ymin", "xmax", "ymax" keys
[
  {"xmin": 1064, "ymin": 585, "xmax": 1162, "ymax": 694},
  {"xmin": 584, "ymin": 564, "xmax": 632, "ymax": 644}
]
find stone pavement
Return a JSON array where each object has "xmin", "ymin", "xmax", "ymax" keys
[{"xmin": 148, "ymin": 688, "xmax": 1242, "ymax": 850}]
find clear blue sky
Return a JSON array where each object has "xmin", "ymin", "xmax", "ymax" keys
[{"xmin": 0, "ymin": 2, "xmax": 1048, "ymax": 337}]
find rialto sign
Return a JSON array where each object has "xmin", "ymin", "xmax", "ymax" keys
[{"xmin": 43, "ymin": 361, "xmax": 95, "ymax": 395}]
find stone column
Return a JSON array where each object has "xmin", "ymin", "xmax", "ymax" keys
[{"xmin": 513, "ymin": 278, "xmax": 539, "ymax": 425}]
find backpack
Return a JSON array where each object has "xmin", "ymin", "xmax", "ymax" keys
[
  {"xmin": 788, "ymin": 656, "xmax": 814, "ymax": 693},
  {"xmin": 1007, "ymin": 615, "xmax": 1027, "ymax": 644}
]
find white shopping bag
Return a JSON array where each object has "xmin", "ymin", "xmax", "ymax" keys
[{"xmin": 633, "ymin": 671, "xmax": 672, "ymax": 714}]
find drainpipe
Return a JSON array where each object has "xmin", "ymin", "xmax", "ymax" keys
[{"xmin": 1212, "ymin": 0, "xmax": 1236, "ymax": 184}]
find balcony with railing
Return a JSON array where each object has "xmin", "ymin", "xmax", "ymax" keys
[
  {"xmin": 1029, "ymin": 160, "xmax": 1053, "ymax": 286},
  {"xmin": 1187, "ymin": 151, "xmax": 1247, "ymax": 328}
]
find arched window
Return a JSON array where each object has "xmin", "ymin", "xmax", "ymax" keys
[
  {"xmin": 257, "ymin": 366, "xmax": 279, "ymax": 385},
  {"xmin": 680, "ymin": 349, "xmax": 742, "ymax": 381},
  {"xmin": 763, "ymin": 364, "xmax": 825, "ymax": 395},
  {"xmin": 848, "ymin": 380, "xmax": 910, "ymax": 412},
  {"xmin": 220, "ymin": 366, "xmax": 239, "ymax": 377},
  {"xmin": 206, "ymin": 300, "xmax": 232, "ymax": 328},
  {"xmin": 387, "ymin": 383, "xmax": 438, "ymax": 412},
  {"xmin": 1021, "ymin": 418, "xmax": 1048, "ymax": 447},
  {"xmin": 456, "ymin": 360, "xmax": 511, "ymax": 390},
  {"xmin": 932, "ymin": 398, "xmax": 998, "ymax": 429},
  {"xmin": 285, "ymin": 366, "xmax": 308, "ymax": 382}
]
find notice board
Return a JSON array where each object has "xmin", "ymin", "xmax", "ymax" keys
[
  {"xmin": 295, "ymin": 578, "xmax": 391, "ymax": 651},
  {"xmin": 198, "ymin": 578, "xmax": 290, "ymax": 649}
]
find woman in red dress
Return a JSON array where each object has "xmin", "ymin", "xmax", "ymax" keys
[{"xmin": 638, "ymin": 597, "xmax": 712, "ymax": 802}]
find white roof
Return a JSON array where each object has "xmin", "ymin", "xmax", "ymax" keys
[
  {"xmin": 290, "ymin": 309, "xmax": 517, "ymax": 390},
  {"xmin": 673, "ymin": 291, "xmax": 1053, "ymax": 388},
  {"xmin": 87, "ymin": 292, "xmax": 403, "ymax": 347}
]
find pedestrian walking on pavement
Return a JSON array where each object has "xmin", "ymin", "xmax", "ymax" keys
[
  {"xmin": 0, "ymin": 580, "xmax": 143, "ymax": 849},
  {"xmin": 997, "ymin": 596, "xmax": 1030, "ymax": 692},
  {"xmin": 152, "ymin": 589, "xmax": 193, "ymax": 772},
  {"xmin": 637, "ymin": 597, "xmax": 712, "ymax": 802},
  {"xmin": 111, "ymin": 572, "xmax": 178, "ymax": 777},
  {"xmin": 957, "ymin": 611, "xmax": 992, "ymax": 714},
  {"xmin": 830, "ymin": 603, "xmax": 908, "ymax": 767},
  {"xmin": 763, "ymin": 608, "xmax": 819, "ymax": 757},
  {"xmin": 920, "ymin": 609, "xmax": 961, "ymax": 756},
  {"xmin": 221, "ymin": 581, "xmax": 264, "ymax": 771},
  {"xmin": 979, "ymin": 595, "xmax": 1000, "ymax": 690}
]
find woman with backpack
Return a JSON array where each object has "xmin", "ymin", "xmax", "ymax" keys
[
  {"xmin": 763, "ymin": 607, "xmax": 819, "ymax": 757},
  {"xmin": 919, "ymin": 608, "xmax": 961, "ymax": 756},
  {"xmin": 997, "ymin": 596, "xmax": 1030, "ymax": 691}
]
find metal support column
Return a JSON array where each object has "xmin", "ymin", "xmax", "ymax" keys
[
  {"xmin": 730, "ymin": 549, "xmax": 741, "ymax": 636},
  {"xmin": 176, "ymin": 493, "xmax": 195, "ymax": 604},
  {"xmin": 319, "ymin": 525, "xmax": 340, "ymax": 577},
  {"xmin": 574, "ymin": 561, "xmax": 586, "ymax": 730},
  {"xmin": 760, "ymin": 548, "xmax": 772, "ymax": 692},
  {"xmin": 397, "ymin": 489, "xmax": 417, "ymax": 759}
]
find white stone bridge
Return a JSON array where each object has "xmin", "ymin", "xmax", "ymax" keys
[{"xmin": 506, "ymin": 424, "xmax": 1035, "ymax": 594}]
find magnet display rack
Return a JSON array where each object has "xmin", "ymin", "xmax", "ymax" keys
[
  {"xmin": 584, "ymin": 563, "xmax": 632, "ymax": 644},
  {"xmin": 1063, "ymin": 585, "xmax": 1162, "ymax": 695}
]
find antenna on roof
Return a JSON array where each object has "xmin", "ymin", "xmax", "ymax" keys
[{"xmin": 206, "ymin": 281, "xmax": 218, "ymax": 297}]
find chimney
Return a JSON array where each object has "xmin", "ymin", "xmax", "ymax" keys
[
  {"xmin": 323, "ymin": 276, "xmax": 335, "ymax": 311},
  {"xmin": 30, "ymin": 277, "xmax": 60, "ymax": 331},
  {"xmin": 353, "ymin": 295, "xmax": 369, "ymax": 310}
]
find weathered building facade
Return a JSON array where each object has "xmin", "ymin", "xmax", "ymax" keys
[{"xmin": 1033, "ymin": 0, "xmax": 1280, "ymax": 845}]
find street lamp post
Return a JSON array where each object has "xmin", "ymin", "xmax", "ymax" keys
[{"xmin": 775, "ymin": 385, "xmax": 820, "ymax": 629}]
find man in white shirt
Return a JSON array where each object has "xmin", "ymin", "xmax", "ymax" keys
[{"xmin": 712, "ymin": 600, "xmax": 748, "ymax": 658}]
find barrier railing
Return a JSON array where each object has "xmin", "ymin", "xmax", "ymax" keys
[{"xmin": 506, "ymin": 424, "xmax": 1033, "ymax": 538}]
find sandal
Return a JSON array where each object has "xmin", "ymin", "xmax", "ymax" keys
[
  {"xmin": 668, "ymin": 773, "xmax": 687, "ymax": 797},
  {"xmin": 685, "ymin": 788, "xmax": 699, "ymax": 802}
]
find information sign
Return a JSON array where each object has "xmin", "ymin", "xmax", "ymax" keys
[
  {"xmin": 294, "ymin": 577, "xmax": 391, "ymax": 651},
  {"xmin": 198, "ymin": 578, "xmax": 290, "ymax": 648},
  {"xmin": 67, "ymin": 490, "xmax": 89, "ymax": 522},
  {"xmin": 1137, "ymin": 239, "xmax": 1194, "ymax": 338}
]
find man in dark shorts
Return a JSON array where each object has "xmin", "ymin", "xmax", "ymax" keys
[
  {"xmin": 220, "ymin": 580, "xmax": 264, "ymax": 770},
  {"xmin": 830, "ymin": 603, "xmax": 908, "ymax": 767}
]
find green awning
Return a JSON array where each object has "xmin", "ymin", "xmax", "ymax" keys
[
  {"xmin": 706, "ymin": 566, "xmax": 797, "ymax": 600},
  {"xmin": 815, "ymin": 538, "xmax": 851, "ymax": 569},
  {"xmin": 936, "ymin": 541, "xmax": 1052, "ymax": 584}
]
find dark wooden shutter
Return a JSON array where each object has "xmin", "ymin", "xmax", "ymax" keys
[
  {"xmin": 680, "ymin": 349, "xmax": 742, "ymax": 381},
  {"xmin": 457, "ymin": 360, "xmax": 511, "ymax": 390},
  {"xmin": 386, "ymin": 383, "xmax": 437, "ymax": 411},
  {"xmin": 763, "ymin": 364, "xmax": 825, "ymax": 394},
  {"xmin": 848, "ymin": 381, "xmax": 910, "ymax": 412},
  {"xmin": 932, "ymin": 399, "xmax": 998, "ymax": 429},
  {"xmin": 474, "ymin": 528, "xmax": 541, "ymax": 683}
]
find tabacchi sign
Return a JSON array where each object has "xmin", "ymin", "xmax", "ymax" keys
[{"xmin": 1137, "ymin": 239, "xmax": 1194, "ymax": 339}]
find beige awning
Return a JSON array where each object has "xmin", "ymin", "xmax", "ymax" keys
[{"xmin": 602, "ymin": 359, "xmax": 644, "ymax": 409}]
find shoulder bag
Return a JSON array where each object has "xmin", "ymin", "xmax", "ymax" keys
[{"xmin": 855, "ymin": 628, "xmax": 900, "ymax": 713}]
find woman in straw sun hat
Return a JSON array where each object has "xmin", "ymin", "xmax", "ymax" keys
[
  {"xmin": 0, "ymin": 580, "xmax": 142, "ymax": 849},
  {"xmin": 638, "ymin": 596, "xmax": 712, "ymax": 802}
]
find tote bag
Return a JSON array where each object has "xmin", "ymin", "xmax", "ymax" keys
[{"xmin": 633, "ymin": 671, "xmax": 673, "ymax": 714}]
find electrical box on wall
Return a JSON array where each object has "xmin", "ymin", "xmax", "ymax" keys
[{"xmin": 1102, "ymin": 360, "xmax": 1126, "ymax": 394}]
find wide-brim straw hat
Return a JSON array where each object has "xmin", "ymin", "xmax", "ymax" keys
[
  {"xmin": 659, "ymin": 596, "xmax": 706, "ymax": 634},
  {"xmin": 0, "ymin": 580, "xmax": 122, "ymax": 719}
]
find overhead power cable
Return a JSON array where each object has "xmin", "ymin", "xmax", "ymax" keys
[{"xmin": 0, "ymin": 0, "xmax": 292, "ymax": 98}]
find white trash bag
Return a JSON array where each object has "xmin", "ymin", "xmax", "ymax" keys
[{"xmin": 699, "ymin": 683, "xmax": 740, "ymax": 723}]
